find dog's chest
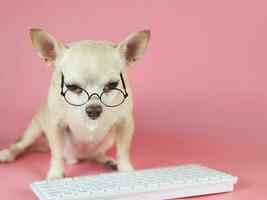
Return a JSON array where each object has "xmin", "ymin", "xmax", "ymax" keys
[{"xmin": 63, "ymin": 122, "xmax": 114, "ymax": 160}]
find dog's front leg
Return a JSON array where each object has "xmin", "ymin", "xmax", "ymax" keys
[
  {"xmin": 116, "ymin": 116, "xmax": 134, "ymax": 172},
  {"xmin": 46, "ymin": 121, "xmax": 65, "ymax": 180}
]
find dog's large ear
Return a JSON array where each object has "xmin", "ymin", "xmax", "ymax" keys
[
  {"xmin": 30, "ymin": 29, "xmax": 64, "ymax": 66},
  {"xmin": 116, "ymin": 30, "xmax": 150, "ymax": 66}
]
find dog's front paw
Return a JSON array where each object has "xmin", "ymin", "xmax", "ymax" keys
[
  {"xmin": 104, "ymin": 160, "xmax": 118, "ymax": 170},
  {"xmin": 46, "ymin": 170, "xmax": 65, "ymax": 180},
  {"xmin": 117, "ymin": 160, "xmax": 134, "ymax": 172},
  {"xmin": 0, "ymin": 149, "xmax": 15, "ymax": 163}
]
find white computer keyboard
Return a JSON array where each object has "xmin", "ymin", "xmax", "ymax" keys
[{"xmin": 30, "ymin": 164, "xmax": 238, "ymax": 200}]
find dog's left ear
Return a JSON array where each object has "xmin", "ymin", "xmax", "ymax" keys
[
  {"xmin": 30, "ymin": 28, "xmax": 64, "ymax": 67},
  {"xmin": 117, "ymin": 30, "xmax": 150, "ymax": 66}
]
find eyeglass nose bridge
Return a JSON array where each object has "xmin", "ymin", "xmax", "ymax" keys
[{"xmin": 88, "ymin": 92, "xmax": 101, "ymax": 101}]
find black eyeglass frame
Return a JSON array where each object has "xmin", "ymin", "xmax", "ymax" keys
[{"xmin": 60, "ymin": 72, "xmax": 128, "ymax": 107}]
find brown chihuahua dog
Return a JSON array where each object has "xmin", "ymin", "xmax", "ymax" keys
[{"xmin": 0, "ymin": 29, "xmax": 150, "ymax": 179}]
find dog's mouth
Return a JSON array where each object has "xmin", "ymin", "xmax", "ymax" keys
[{"xmin": 88, "ymin": 115, "xmax": 101, "ymax": 120}]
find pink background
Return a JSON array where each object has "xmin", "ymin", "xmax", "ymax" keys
[{"xmin": 0, "ymin": 0, "xmax": 267, "ymax": 199}]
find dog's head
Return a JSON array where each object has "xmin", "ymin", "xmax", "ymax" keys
[{"xmin": 30, "ymin": 29, "xmax": 150, "ymax": 121}]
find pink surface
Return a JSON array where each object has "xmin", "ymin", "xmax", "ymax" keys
[{"xmin": 0, "ymin": 0, "xmax": 267, "ymax": 199}]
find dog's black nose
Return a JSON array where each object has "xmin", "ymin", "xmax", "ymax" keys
[{"xmin": 85, "ymin": 105, "xmax": 102, "ymax": 120}]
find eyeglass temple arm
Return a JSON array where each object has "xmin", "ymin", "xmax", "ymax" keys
[
  {"xmin": 60, "ymin": 73, "xmax": 64, "ymax": 95},
  {"xmin": 120, "ymin": 72, "xmax": 128, "ymax": 97}
]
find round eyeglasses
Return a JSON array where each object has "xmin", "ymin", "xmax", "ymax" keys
[{"xmin": 60, "ymin": 73, "xmax": 128, "ymax": 107}]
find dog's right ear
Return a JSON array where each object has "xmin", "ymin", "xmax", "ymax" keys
[
  {"xmin": 30, "ymin": 29, "xmax": 64, "ymax": 67},
  {"xmin": 116, "ymin": 30, "xmax": 150, "ymax": 67}
]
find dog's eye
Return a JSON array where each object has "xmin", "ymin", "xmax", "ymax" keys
[
  {"xmin": 66, "ymin": 85, "xmax": 83, "ymax": 94},
  {"xmin": 104, "ymin": 81, "xmax": 119, "ymax": 92}
]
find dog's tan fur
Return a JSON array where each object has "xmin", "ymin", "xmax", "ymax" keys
[{"xmin": 0, "ymin": 29, "xmax": 150, "ymax": 179}]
